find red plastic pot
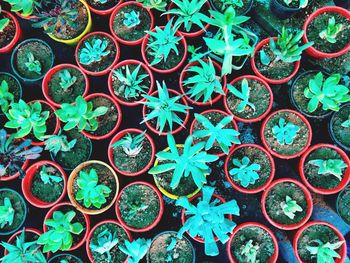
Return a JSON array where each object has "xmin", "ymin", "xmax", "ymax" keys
[
  {"xmin": 299, "ymin": 144, "xmax": 350, "ymax": 195},
  {"xmin": 179, "ymin": 59, "xmax": 227, "ymax": 106},
  {"xmin": 75, "ymin": 32, "xmax": 120, "ymax": 76},
  {"xmin": 251, "ymin": 37, "xmax": 301, "ymax": 85},
  {"xmin": 108, "ymin": 129, "xmax": 155, "ymax": 176},
  {"xmin": 44, "ymin": 202, "xmax": 90, "ymax": 251},
  {"xmin": 142, "ymin": 89, "xmax": 190, "ymax": 136},
  {"xmin": 261, "ymin": 178, "xmax": 313, "ymax": 230},
  {"xmin": 224, "ymin": 75, "xmax": 273, "ymax": 123},
  {"xmin": 108, "ymin": 59, "xmax": 154, "ymax": 107},
  {"xmin": 110, "ymin": 1, "xmax": 154, "ymax": 46},
  {"xmin": 82, "ymin": 93, "xmax": 122, "ymax": 140},
  {"xmin": 189, "ymin": 109, "xmax": 238, "ymax": 157},
  {"xmin": 87, "ymin": 0, "xmax": 122, "ymax": 15},
  {"xmin": 86, "ymin": 219, "xmax": 132, "ymax": 263},
  {"xmin": 260, "ymin": 109, "xmax": 312, "ymax": 159},
  {"xmin": 141, "ymin": 27, "xmax": 187, "ymax": 74},
  {"xmin": 22, "ymin": 160, "xmax": 67, "ymax": 208},
  {"xmin": 4, "ymin": 228, "xmax": 42, "ymax": 256},
  {"xmin": 0, "ymin": 11, "xmax": 21, "ymax": 54},
  {"xmin": 302, "ymin": 6, "xmax": 350, "ymax": 59},
  {"xmin": 42, "ymin": 64, "xmax": 90, "ymax": 108},
  {"xmin": 293, "ymin": 221, "xmax": 347, "ymax": 263},
  {"xmin": 115, "ymin": 181, "xmax": 164, "ymax": 232},
  {"xmin": 227, "ymin": 222, "xmax": 279, "ymax": 263},
  {"xmin": 224, "ymin": 144, "xmax": 275, "ymax": 194}
]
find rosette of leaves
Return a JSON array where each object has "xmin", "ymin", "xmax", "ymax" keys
[
  {"xmin": 272, "ymin": 118, "xmax": 300, "ymax": 145},
  {"xmin": 24, "ymin": 52, "xmax": 41, "ymax": 75},
  {"xmin": 280, "ymin": 195, "xmax": 303, "ymax": 220},
  {"xmin": 123, "ymin": 11, "xmax": 141, "ymax": 28},
  {"xmin": 89, "ymin": 229, "xmax": 119, "ymax": 262},
  {"xmin": 0, "ymin": 80, "xmax": 14, "ymax": 113},
  {"xmin": 110, "ymin": 131, "xmax": 146, "ymax": 157},
  {"xmin": 42, "ymin": 129, "xmax": 77, "ymax": 156},
  {"xmin": 59, "ymin": 69, "xmax": 77, "ymax": 90},
  {"xmin": 79, "ymin": 39, "xmax": 111, "ymax": 66},
  {"xmin": 39, "ymin": 165, "xmax": 62, "ymax": 185},
  {"xmin": 137, "ymin": 0, "xmax": 167, "ymax": 11},
  {"xmin": 0, "ymin": 197, "xmax": 15, "ymax": 229},
  {"xmin": 229, "ymin": 157, "xmax": 260, "ymax": 187},
  {"xmin": 227, "ymin": 78, "xmax": 256, "ymax": 112},
  {"xmin": 306, "ymin": 240, "xmax": 344, "ymax": 263},
  {"xmin": 308, "ymin": 158, "xmax": 348, "ymax": 181},
  {"xmin": 118, "ymin": 238, "xmax": 151, "ymax": 263},
  {"xmin": 319, "ymin": 16, "xmax": 343, "ymax": 44},
  {"xmin": 3, "ymin": 0, "xmax": 39, "ymax": 17},
  {"xmin": 241, "ymin": 240, "xmax": 259, "ymax": 263}
]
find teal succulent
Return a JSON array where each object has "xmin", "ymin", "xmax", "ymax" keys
[
  {"xmin": 241, "ymin": 240, "xmax": 259, "ymax": 263},
  {"xmin": 319, "ymin": 16, "xmax": 343, "ymax": 44},
  {"xmin": 0, "ymin": 80, "xmax": 14, "ymax": 113},
  {"xmin": 272, "ymin": 118, "xmax": 300, "ymax": 145},
  {"xmin": 59, "ymin": 69, "xmax": 77, "ymax": 91},
  {"xmin": 42, "ymin": 129, "xmax": 77, "ymax": 156},
  {"xmin": 25, "ymin": 52, "xmax": 42, "ymax": 75},
  {"xmin": 123, "ymin": 10, "xmax": 141, "ymax": 28},
  {"xmin": 165, "ymin": 238, "xmax": 177, "ymax": 262},
  {"xmin": 229, "ymin": 157, "xmax": 260, "ymax": 188},
  {"xmin": 341, "ymin": 118, "xmax": 350, "ymax": 128},
  {"xmin": 39, "ymin": 165, "xmax": 62, "ymax": 185},
  {"xmin": 307, "ymin": 240, "xmax": 344, "ymax": 263},
  {"xmin": 280, "ymin": 195, "xmax": 303, "ymax": 220},
  {"xmin": 0, "ymin": 197, "xmax": 15, "ymax": 229},
  {"xmin": 308, "ymin": 158, "xmax": 348, "ymax": 181},
  {"xmin": 227, "ymin": 78, "xmax": 256, "ymax": 112},
  {"xmin": 119, "ymin": 238, "xmax": 151, "ymax": 263},
  {"xmin": 79, "ymin": 39, "xmax": 110, "ymax": 66},
  {"xmin": 219, "ymin": 0, "xmax": 243, "ymax": 10},
  {"xmin": 137, "ymin": 0, "xmax": 167, "ymax": 11},
  {"xmin": 89, "ymin": 229, "xmax": 119, "ymax": 262},
  {"xmin": 111, "ymin": 131, "xmax": 146, "ymax": 157}
]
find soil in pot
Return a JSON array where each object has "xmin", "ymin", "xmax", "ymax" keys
[
  {"xmin": 331, "ymin": 104, "xmax": 350, "ymax": 149},
  {"xmin": 265, "ymin": 182, "xmax": 308, "ymax": 225},
  {"xmin": 211, "ymin": 0, "xmax": 251, "ymax": 15},
  {"xmin": 86, "ymin": 0, "xmax": 120, "ymax": 11},
  {"xmin": 0, "ymin": 13, "xmax": 15, "ymax": 49},
  {"xmin": 337, "ymin": 187, "xmax": 350, "ymax": 225},
  {"xmin": 49, "ymin": 254, "xmax": 82, "ymax": 263},
  {"xmin": 306, "ymin": 12, "xmax": 350, "ymax": 54},
  {"xmin": 0, "ymin": 73, "xmax": 21, "ymax": 113}
]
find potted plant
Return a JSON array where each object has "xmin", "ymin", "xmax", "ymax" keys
[
  {"xmin": 299, "ymin": 143, "xmax": 350, "ymax": 195},
  {"xmin": 227, "ymin": 222, "xmax": 279, "ymax": 263},
  {"xmin": 149, "ymin": 134, "xmax": 219, "ymax": 199},
  {"xmin": 67, "ymin": 160, "xmax": 119, "ymax": 215},
  {"xmin": 141, "ymin": 19, "xmax": 187, "ymax": 74},
  {"xmin": 189, "ymin": 109, "xmax": 240, "ymax": 157},
  {"xmin": 76, "ymin": 31, "xmax": 120, "ymax": 76},
  {"xmin": 224, "ymin": 144, "xmax": 275, "ymax": 194},
  {"xmin": 10, "ymin": 38, "xmax": 54, "ymax": 82},
  {"xmin": 110, "ymin": 1, "xmax": 154, "ymax": 45},
  {"xmin": 42, "ymin": 64, "xmax": 90, "ymax": 108},
  {"xmin": 141, "ymin": 81, "xmax": 192, "ymax": 136},
  {"xmin": 329, "ymin": 103, "xmax": 350, "ymax": 151},
  {"xmin": 107, "ymin": 60, "xmax": 154, "ymax": 106},
  {"xmin": 22, "ymin": 160, "xmax": 67, "ymax": 208},
  {"xmin": 0, "ymin": 188, "xmax": 27, "ymax": 236},
  {"xmin": 38, "ymin": 202, "xmax": 90, "ymax": 253},
  {"xmin": 147, "ymin": 231, "xmax": 196, "ymax": 263},
  {"xmin": 293, "ymin": 221, "xmax": 347, "ymax": 263},
  {"xmin": 270, "ymin": 0, "xmax": 309, "ymax": 19},
  {"xmin": 115, "ymin": 181, "xmax": 164, "ymax": 232},
  {"xmin": 0, "ymin": 72, "xmax": 22, "ymax": 115},
  {"xmin": 251, "ymin": 27, "xmax": 313, "ymax": 84},
  {"xmin": 86, "ymin": 0, "xmax": 121, "ymax": 15},
  {"xmin": 260, "ymin": 109, "xmax": 312, "ymax": 159},
  {"xmin": 336, "ymin": 185, "xmax": 350, "ymax": 226},
  {"xmin": 224, "ymin": 75, "xmax": 273, "ymax": 123},
  {"xmin": 108, "ymin": 129, "xmax": 155, "ymax": 176},
  {"xmin": 210, "ymin": 0, "xmax": 254, "ymax": 16},
  {"xmin": 261, "ymin": 178, "xmax": 313, "ymax": 230},
  {"xmin": 302, "ymin": 6, "xmax": 350, "ymax": 59},
  {"xmin": 48, "ymin": 253, "xmax": 83, "ymax": 263},
  {"xmin": 0, "ymin": 6, "xmax": 21, "ymax": 54}
]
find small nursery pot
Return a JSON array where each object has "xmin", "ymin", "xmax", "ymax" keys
[
  {"xmin": 108, "ymin": 59, "xmax": 155, "ymax": 106},
  {"xmin": 224, "ymin": 75, "xmax": 273, "ymax": 123},
  {"xmin": 68, "ymin": 160, "xmax": 120, "ymax": 215},
  {"xmin": 110, "ymin": 1, "xmax": 154, "ymax": 45},
  {"xmin": 86, "ymin": 219, "xmax": 132, "ymax": 263},
  {"xmin": 75, "ymin": 32, "xmax": 120, "ymax": 76},
  {"xmin": 293, "ymin": 221, "xmax": 347, "ymax": 263},
  {"xmin": 142, "ymin": 89, "xmax": 190, "ymax": 136},
  {"xmin": 82, "ymin": 93, "xmax": 122, "ymax": 140},
  {"xmin": 115, "ymin": 181, "xmax": 164, "ymax": 232},
  {"xmin": 302, "ymin": 6, "xmax": 350, "ymax": 59},
  {"xmin": 251, "ymin": 37, "xmax": 300, "ymax": 85},
  {"xmin": 261, "ymin": 178, "xmax": 313, "ymax": 230},
  {"xmin": 42, "ymin": 64, "xmax": 90, "ymax": 108},
  {"xmin": 260, "ymin": 109, "xmax": 312, "ymax": 159},
  {"xmin": 48, "ymin": 253, "xmax": 83, "ymax": 263},
  {"xmin": 0, "ymin": 188, "xmax": 27, "ymax": 236},
  {"xmin": 336, "ymin": 185, "xmax": 350, "ymax": 226},
  {"xmin": 86, "ymin": 0, "xmax": 122, "ymax": 15},
  {"xmin": 179, "ymin": 59, "xmax": 227, "ymax": 106},
  {"xmin": 269, "ymin": 0, "xmax": 307, "ymax": 19},
  {"xmin": 224, "ymin": 144, "xmax": 275, "ymax": 194},
  {"xmin": 44, "ymin": 202, "xmax": 90, "ymax": 251},
  {"xmin": 0, "ymin": 11, "xmax": 21, "ymax": 54},
  {"xmin": 22, "ymin": 160, "xmax": 67, "ymax": 208},
  {"xmin": 227, "ymin": 222, "xmax": 279, "ymax": 263},
  {"xmin": 0, "ymin": 72, "xmax": 22, "ymax": 115},
  {"xmin": 329, "ymin": 103, "xmax": 350, "ymax": 152},
  {"xmin": 299, "ymin": 144, "xmax": 350, "ymax": 195},
  {"xmin": 4, "ymin": 228, "xmax": 42, "ymax": 255},
  {"xmin": 108, "ymin": 128, "xmax": 156, "ymax": 176}
]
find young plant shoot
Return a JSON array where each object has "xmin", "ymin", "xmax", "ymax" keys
[
  {"xmin": 308, "ymin": 158, "xmax": 348, "ymax": 181},
  {"xmin": 0, "ymin": 197, "xmax": 15, "ymax": 229},
  {"xmin": 319, "ymin": 16, "xmax": 343, "ymax": 44},
  {"xmin": 42, "ymin": 129, "xmax": 77, "ymax": 156},
  {"xmin": 59, "ymin": 69, "xmax": 77, "ymax": 90},
  {"xmin": 306, "ymin": 240, "xmax": 344, "ymax": 263},
  {"xmin": 0, "ymin": 80, "xmax": 14, "ymax": 113},
  {"xmin": 280, "ymin": 195, "xmax": 303, "ymax": 220},
  {"xmin": 111, "ymin": 131, "xmax": 146, "ymax": 157},
  {"xmin": 79, "ymin": 39, "xmax": 110, "ymax": 66},
  {"xmin": 90, "ymin": 229, "xmax": 119, "ymax": 262},
  {"xmin": 39, "ymin": 165, "xmax": 62, "ymax": 185},
  {"xmin": 25, "ymin": 52, "xmax": 42, "ymax": 75},
  {"xmin": 272, "ymin": 118, "xmax": 300, "ymax": 145},
  {"xmin": 123, "ymin": 11, "xmax": 141, "ymax": 28},
  {"xmin": 227, "ymin": 78, "xmax": 256, "ymax": 112},
  {"xmin": 240, "ymin": 240, "xmax": 259, "ymax": 263},
  {"xmin": 229, "ymin": 157, "xmax": 261, "ymax": 188},
  {"xmin": 137, "ymin": 0, "xmax": 167, "ymax": 11},
  {"xmin": 118, "ymin": 238, "xmax": 151, "ymax": 263}
]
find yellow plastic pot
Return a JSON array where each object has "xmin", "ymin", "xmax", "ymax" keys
[{"xmin": 48, "ymin": 0, "xmax": 92, "ymax": 45}]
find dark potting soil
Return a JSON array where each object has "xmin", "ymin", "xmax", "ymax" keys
[
  {"xmin": 227, "ymin": 146, "xmax": 272, "ymax": 190},
  {"xmin": 304, "ymin": 147, "xmax": 345, "ymax": 190},
  {"xmin": 0, "ymin": 14, "xmax": 15, "ymax": 48},
  {"xmin": 297, "ymin": 224, "xmax": 341, "ymax": 262},
  {"xmin": 148, "ymin": 232, "xmax": 194, "ymax": 263},
  {"xmin": 212, "ymin": 0, "xmax": 251, "ymax": 15},
  {"xmin": 48, "ymin": 67, "xmax": 86, "ymax": 105},
  {"xmin": 263, "ymin": 111, "xmax": 310, "ymax": 156},
  {"xmin": 265, "ymin": 182, "xmax": 308, "ymax": 225},
  {"xmin": 49, "ymin": 254, "xmax": 81, "ymax": 263},
  {"xmin": 338, "ymin": 186, "xmax": 350, "ymax": 225},
  {"xmin": 0, "ymin": 190, "xmax": 25, "ymax": 233},
  {"xmin": 90, "ymin": 222, "xmax": 129, "ymax": 263},
  {"xmin": 230, "ymin": 226, "xmax": 275, "ymax": 263},
  {"xmin": 227, "ymin": 78, "xmax": 271, "ymax": 120},
  {"xmin": 0, "ymin": 73, "xmax": 21, "ymax": 113},
  {"xmin": 307, "ymin": 12, "xmax": 350, "ymax": 54},
  {"xmin": 86, "ymin": 0, "xmax": 119, "ymax": 11},
  {"xmin": 118, "ymin": 183, "xmax": 160, "ymax": 229},
  {"xmin": 331, "ymin": 104, "xmax": 350, "ymax": 148},
  {"xmin": 112, "ymin": 4, "xmax": 151, "ymax": 41}
]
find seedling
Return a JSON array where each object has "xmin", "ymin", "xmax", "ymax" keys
[
  {"xmin": 165, "ymin": 238, "xmax": 177, "ymax": 262},
  {"xmin": 280, "ymin": 195, "xmax": 303, "ymax": 220},
  {"xmin": 0, "ymin": 197, "xmax": 15, "ymax": 229},
  {"xmin": 319, "ymin": 16, "xmax": 343, "ymax": 44},
  {"xmin": 79, "ymin": 39, "xmax": 111, "ymax": 66},
  {"xmin": 227, "ymin": 78, "xmax": 256, "ymax": 112},
  {"xmin": 137, "ymin": 0, "xmax": 167, "ymax": 11},
  {"xmin": 3, "ymin": 0, "xmax": 39, "ymax": 17},
  {"xmin": 119, "ymin": 238, "xmax": 151, "ymax": 263},
  {"xmin": 111, "ymin": 131, "xmax": 146, "ymax": 157},
  {"xmin": 0, "ymin": 7, "xmax": 10, "ymax": 32},
  {"xmin": 229, "ymin": 157, "xmax": 260, "ymax": 188},
  {"xmin": 39, "ymin": 165, "xmax": 62, "ymax": 185},
  {"xmin": 89, "ymin": 229, "xmax": 119, "ymax": 261},
  {"xmin": 123, "ymin": 10, "xmax": 141, "ymax": 28},
  {"xmin": 241, "ymin": 240, "xmax": 259, "ymax": 263},
  {"xmin": 341, "ymin": 118, "xmax": 350, "ymax": 128},
  {"xmin": 306, "ymin": 240, "xmax": 344, "ymax": 263},
  {"xmin": 272, "ymin": 118, "xmax": 300, "ymax": 145},
  {"xmin": 0, "ymin": 80, "xmax": 14, "ymax": 113},
  {"xmin": 59, "ymin": 69, "xmax": 77, "ymax": 91},
  {"xmin": 308, "ymin": 158, "xmax": 348, "ymax": 181},
  {"xmin": 125, "ymin": 203, "xmax": 149, "ymax": 220},
  {"xmin": 219, "ymin": 0, "xmax": 243, "ymax": 10},
  {"xmin": 42, "ymin": 130, "xmax": 77, "ymax": 156},
  {"xmin": 25, "ymin": 52, "xmax": 42, "ymax": 75},
  {"xmin": 282, "ymin": 0, "xmax": 308, "ymax": 8}
]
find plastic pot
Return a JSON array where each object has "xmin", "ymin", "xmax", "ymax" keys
[
  {"xmin": 227, "ymin": 222, "xmax": 279, "ymax": 263},
  {"xmin": 108, "ymin": 128, "xmax": 156, "ymax": 176},
  {"xmin": 299, "ymin": 143, "xmax": 350, "ymax": 195},
  {"xmin": 0, "ymin": 11, "xmax": 21, "ymax": 54},
  {"xmin": 115, "ymin": 181, "xmax": 164, "ymax": 232},
  {"xmin": 4, "ymin": 228, "xmax": 42, "ymax": 255},
  {"xmin": 302, "ymin": 6, "xmax": 350, "ymax": 59},
  {"xmin": 42, "ymin": 64, "xmax": 90, "ymax": 108},
  {"xmin": 87, "ymin": 0, "xmax": 122, "ymax": 15},
  {"xmin": 48, "ymin": 253, "xmax": 83, "ymax": 263},
  {"xmin": 261, "ymin": 178, "xmax": 313, "ymax": 230},
  {"xmin": 251, "ymin": 37, "xmax": 300, "ymax": 85},
  {"xmin": 22, "ymin": 160, "xmax": 67, "ymax": 208},
  {"xmin": 336, "ymin": 185, "xmax": 350, "ymax": 226},
  {"xmin": 107, "ymin": 59, "xmax": 155, "ymax": 106},
  {"xmin": 224, "ymin": 75, "xmax": 273, "ymax": 123},
  {"xmin": 329, "ymin": 103, "xmax": 350, "ymax": 152},
  {"xmin": 269, "ymin": 0, "xmax": 306, "ymax": 19}
]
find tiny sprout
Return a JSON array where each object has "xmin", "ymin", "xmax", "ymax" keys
[
  {"xmin": 241, "ymin": 240, "xmax": 259, "ymax": 263},
  {"xmin": 123, "ymin": 10, "xmax": 141, "ymax": 28},
  {"xmin": 25, "ymin": 52, "xmax": 42, "ymax": 75},
  {"xmin": 319, "ymin": 16, "xmax": 343, "ymax": 44},
  {"xmin": 165, "ymin": 238, "xmax": 177, "ymax": 262},
  {"xmin": 227, "ymin": 78, "xmax": 256, "ymax": 113},
  {"xmin": 39, "ymin": 165, "xmax": 63, "ymax": 185},
  {"xmin": 280, "ymin": 195, "xmax": 303, "ymax": 220},
  {"xmin": 272, "ymin": 118, "xmax": 300, "ymax": 145},
  {"xmin": 308, "ymin": 158, "xmax": 348, "ymax": 181},
  {"xmin": 111, "ymin": 131, "xmax": 146, "ymax": 157},
  {"xmin": 59, "ymin": 69, "xmax": 77, "ymax": 90}
]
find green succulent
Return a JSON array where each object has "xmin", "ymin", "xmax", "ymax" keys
[
  {"xmin": 0, "ymin": 7, "xmax": 10, "ymax": 32},
  {"xmin": 123, "ymin": 10, "xmax": 141, "ymax": 28},
  {"xmin": 119, "ymin": 238, "xmax": 151, "ymax": 263},
  {"xmin": 39, "ymin": 165, "xmax": 62, "ymax": 185},
  {"xmin": 272, "ymin": 118, "xmax": 300, "ymax": 145},
  {"xmin": 0, "ymin": 197, "xmax": 15, "ymax": 229},
  {"xmin": 227, "ymin": 78, "xmax": 256, "ymax": 113},
  {"xmin": 25, "ymin": 52, "xmax": 42, "ymax": 75},
  {"xmin": 89, "ymin": 229, "xmax": 119, "ymax": 262},
  {"xmin": 283, "ymin": 0, "xmax": 308, "ymax": 8},
  {"xmin": 111, "ymin": 131, "xmax": 146, "ymax": 157},
  {"xmin": 219, "ymin": 0, "xmax": 243, "ymax": 10},
  {"xmin": 319, "ymin": 16, "xmax": 343, "ymax": 44},
  {"xmin": 59, "ymin": 69, "xmax": 77, "ymax": 91},
  {"xmin": 308, "ymin": 158, "xmax": 348, "ymax": 181},
  {"xmin": 79, "ymin": 38, "xmax": 111, "ymax": 66},
  {"xmin": 125, "ymin": 203, "xmax": 149, "ymax": 220},
  {"xmin": 3, "ymin": 0, "xmax": 39, "ymax": 17},
  {"xmin": 280, "ymin": 195, "xmax": 303, "ymax": 220},
  {"xmin": 165, "ymin": 238, "xmax": 177, "ymax": 262},
  {"xmin": 42, "ymin": 129, "xmax": 77, "ymax": 156},
  {"xmin": 306, "ymin": 240, "xmax": 344, "ymax": 263},
  {"xmin": 229, "ymin": 157, "xmax": 260, "ymax": 188},
  {"xmin": 137, "ymin": 0, "xmax": 167, "ymax": 11},
  {"xmin": 241, "ymin": 240, "xmax": 259, "ymax": 263},
  {"xmin": 0, "ymin": 80, "xmax": 14, "ymax": 114},
  {"xmin": 341, "ymin": 118, "xmax": 350, "ymax": 128}
]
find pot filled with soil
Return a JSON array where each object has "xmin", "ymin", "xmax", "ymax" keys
[
  {"xmin": 329, "ymin": 103, "xmax": 350, "ymax": 152},
  {"xmin": 48, "ymin": 253, "xmax": 83, "ymax": 263},
  {"xmin": 336, "ymin": 185, "xmax": 350, "ymax": 226},
  {"xmin": 210, "ymin": 0, "xmax": 254, "ymax": 16},
  {"xmin": 0, "ymin": 72, "xmax": 22, "ymax": 115},
  {"xmin": 0, "ymin": 9, "xmax": 21, "ymax": 54},
  {"xmin": 270, "ymin": 0, "xmax": 310, "ymax": 19},
  {"xmin": 86, "ymin": 0, "xmax": 121, "ymax": 16}
]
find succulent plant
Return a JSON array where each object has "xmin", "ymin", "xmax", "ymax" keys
[
  {"xmin": 0, "ymin": 7, "xmax": 10, "ymax": 32},
  {"xmin": 123, "ymin": 10, "xmax": 141, "ymax": 28},
  {"xmin": 59, "ymin": 69, "xmax": 77, "ymax": 91},
  {"xmin": 3, "ymin": 0, "xmax": 39, "ymax": 17},
  {"xmin": 0, "ymin": 80, "xmax": 14, "ymax": 113},
  {"xmin": 229, "ymin": 157, "xmax": 260, "ymax": 188},
  {"xmin": 272, "ymin": 118, "xmax": 300, "ymax": 145},
  {"xmin": 280, "ymin": 195, "xmax": 303, "ymax": 220},
  {"xmin": 319, "ymin": 16, "xmax": 343, "ymax": 44},
  {"xmin": 24, "ymin": 52, "xmax": 42, "ymax": 75},
  {"xmin": 39, "ymin": 165, "xmax": 62, "ymax": 185},
  {"xmin": 137, "ymin": 0, "xmax": 167, "ymax": 11},
  {"xmin": 125, "ymin": 203, "xmax": 149, "ymax": 220},
  {"xmin": 227, "ymin": 78, "xmax": 256, "ymax": 113},
  {"xmin": 111, "ymin": 131, "xmax": 146, "ymax": 157},
  {"xmin": 118, "ymin": 238, "xmax": 151, "ymax": 263},
  {"xmin": 42, "ymin": 130, "xmax": 77, "ymax": 156},
  {"xmin": 308, "ymin": 158, "xmax": 348, "ymax": 181},
  {"xmin": 341, "ymin": 118, "xmax": 350, "ymax": 128},
  {"xmin": 240, "ymin": 240, "xmax": 259, "ymax": 263},
  {"xmin": 165, "ymin": 238, "xmax": 177, "ymax": 262},
  {"xmin": 89, "ymin": 229, "xmax": 119, "ymax": 261},
  {"xmin": 219, "ymin": 0, "xmax": 243, "ymax": 10},
  {"xmin": 282, "ymin": 0, "xmax": 308, "ymax": 8},
  {"xmin": 306, "ymin": 240, "xmax": 344, "ymax": 263},
  {"xmin": 79, "ymin": 39, "xmax": 111, "ymax": 66},
  {"xmin": 0, "ymin": 197, "xmax": 15, "ymax": 229}
]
